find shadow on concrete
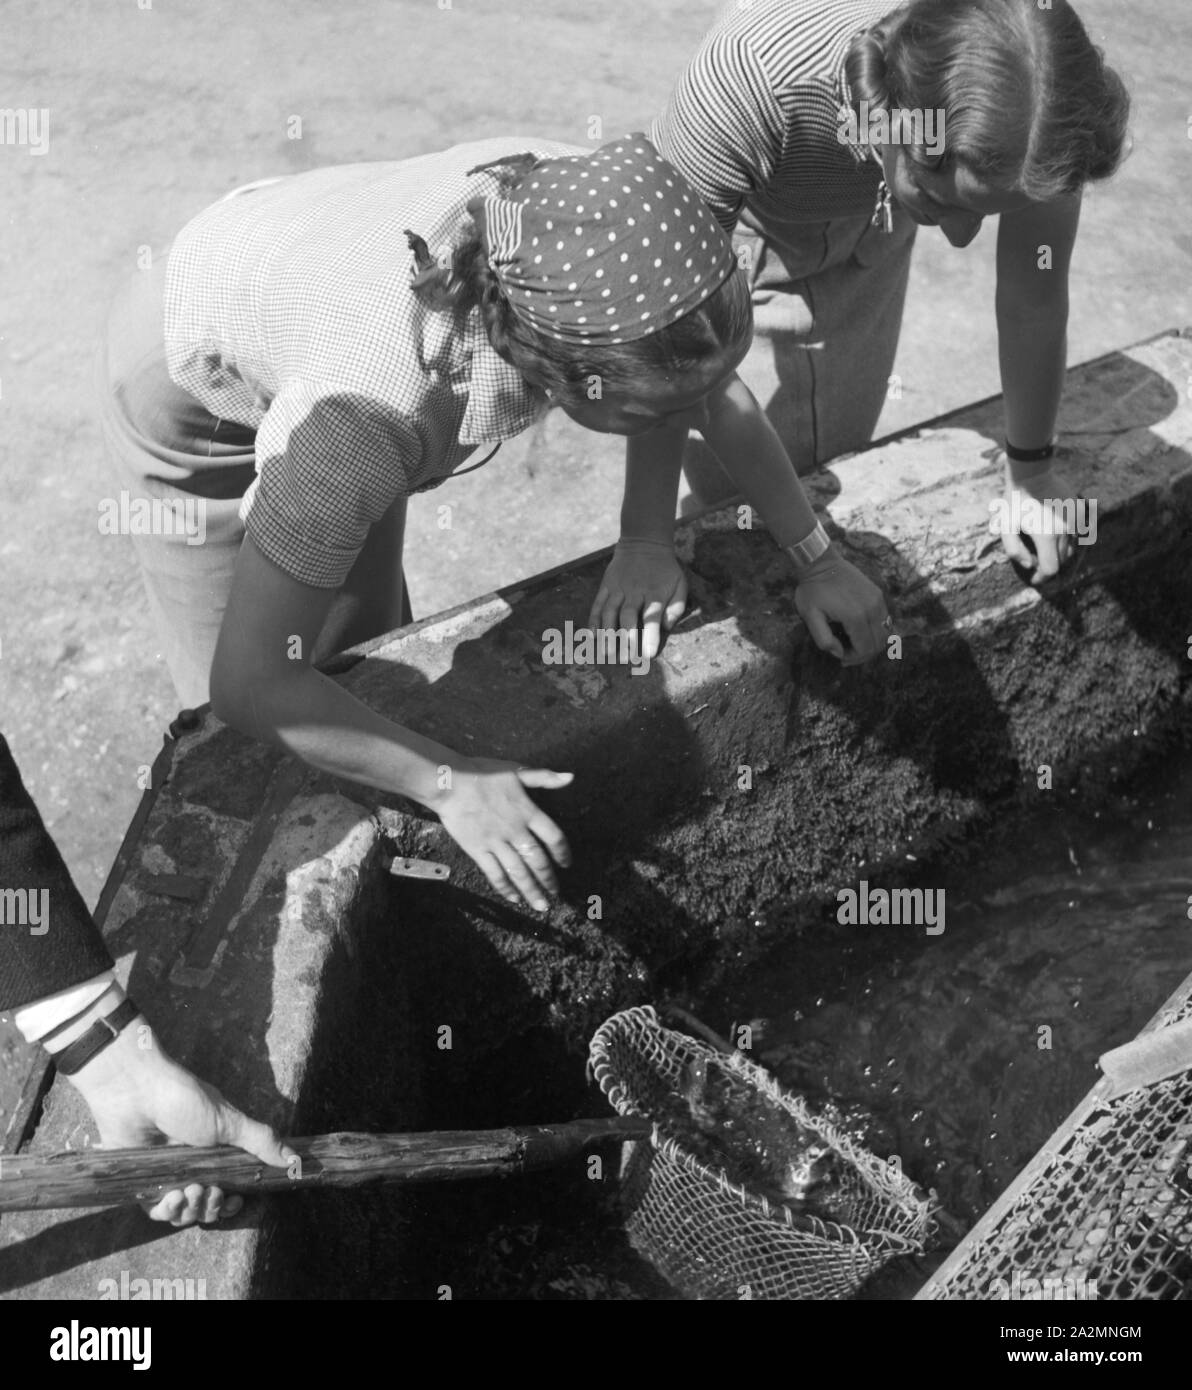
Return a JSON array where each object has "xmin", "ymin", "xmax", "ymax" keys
[
  {"xmin": 0, "ymin": 1207, "xmax": 176, "ymax": 1294},
  {"xmin": 690, "ymin": 346, "xmax": 1188, "ymax": 848}
]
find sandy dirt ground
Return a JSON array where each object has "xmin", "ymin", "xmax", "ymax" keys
[{"xmin": 0, "ymin": 0, "xmax": 1188, "ymax": 909}]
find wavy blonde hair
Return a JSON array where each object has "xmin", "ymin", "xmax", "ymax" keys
[{"xmin": 845, "ymin": 0, "xmax": 1130, "ymax": 200}]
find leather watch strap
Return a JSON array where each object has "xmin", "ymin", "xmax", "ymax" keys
[
  {"xmin": 1005, "ymin": 438, "xmax": 1056, "ymax": 464},
  {"xmin": 53, "ymin": 998, "xmax": 140, "ymax": 1076}
]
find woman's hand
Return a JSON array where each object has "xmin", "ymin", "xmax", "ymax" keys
[
  {"xmin": 995, "ymin": 455, "xmax": 1084, "ymax": 585},
  {"xmin": 792, "ymin": 546, "xmax": 890, "ymax": 665},
  {"xmin": 68, "ymin": 1021, "xmax": 295, "ymax": 1227},
  {"xmin": 588, "ymin": 539, "xmax": 688, "ymax": 663},
  {"xmin": 433, "ymin": 759, "xmax": 573, "ymax": 912}
]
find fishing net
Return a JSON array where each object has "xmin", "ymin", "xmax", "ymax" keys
[
  {"xmin": 589, "ymin": 1005, "xmax": 933, "ymax": 1300},
  {"xmin": 917, "ymin": 977, "xmax": 1192, "ymax": 1301}
]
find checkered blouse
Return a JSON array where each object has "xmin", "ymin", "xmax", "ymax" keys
[{"xmin": 164, "ymin": 137, "xmax": 583, "ymax": 588}]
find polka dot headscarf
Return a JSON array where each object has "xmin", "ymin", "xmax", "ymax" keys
[{"xmin": 471, "ymin": 135, "xmax": 739, "ymax": 346}]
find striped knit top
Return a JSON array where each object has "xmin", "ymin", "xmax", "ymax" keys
[{"xmin": 650, "ymin": 0, "xmax": 899, "ymax": 245}]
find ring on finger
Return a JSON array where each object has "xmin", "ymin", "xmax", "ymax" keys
[{"xmin": 513, "ymin": 841, "xmax": 539, "ymax": 857}]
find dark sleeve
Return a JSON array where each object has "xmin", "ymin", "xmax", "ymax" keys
[{"xmin": 0, "ymin": 735, "xmax": 114, "ymax": 1012}]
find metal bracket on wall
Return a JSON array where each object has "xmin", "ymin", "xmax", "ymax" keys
[{"xmin": 386, "ymin": 856, "xmax": 450, "ymax": 882}]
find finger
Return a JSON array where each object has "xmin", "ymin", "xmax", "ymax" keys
[
  {"xmin": 475, "ymin": 849, "xmax": 521, "ymax": 907},
  {"xmin": 217, "ymin": 1108, "xmax": 294, "ymax": 1169},
  {"xmin": 508, "ymin": 834, "xmax": 559, "ymax": 900},
  {"xmin": 586, "ymin": 587, "xmax": 609, "ymax": 632},
  {"xmin": 174, "ymin": 1182, "xmax": 207, "ymax": 1228},
  {"xmin": 838, "ymin": 623, "xmax": 871, "ymax": 664},
  {"xmin": 515, "ymin": 768, "xmax": 574, "ymax": 790},
  {"xmin": 617, "ymin": 598, "xmax": 641, "ymax": 646},
  {"xmin": 663, "ymin": 570, "xmax": 688, "ymax": 631},
  {"xmin": 493, "ymin": 843, "xmax": 549, "ymax": 912},
  {"xmin": 1031, "ymin": 536, "xmax": 1061, "ymax": 586},
  {"xmin": 863, "ymin": 610, "xmax": 889, "ymax": 664},
  {"xmin": 147, "ymin": 1189, "xmax": 187, "ymax": 1224},
  {"xmin": 838, "ymin": 603, "xmax": 880, "ymax": 665},
  {"xmin": 641, "ymin": 600, "xmax": 665, "ymax": 661},
  {"xmin": 200, "ymin": 1186, "xmax": 226, "ymax": 1224},
  {"xmin": 598, "ymin": 592, "xmax": 624, "ymax": 634},
  {"xmin": 526, "ymin": 808, "xmax": 572, "ymax": 868},
  {"xmin": 802, "ymin": 607, "xmax": 846, "ymax": 662},
  {"xmin": 1000, "ymin": 529, "xmax": 1034, "ymax": 570}
]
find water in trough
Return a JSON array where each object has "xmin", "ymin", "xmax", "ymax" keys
[{"xmin": 274, "ymin": 742, "xmax": 1192, "ymax": 1300}]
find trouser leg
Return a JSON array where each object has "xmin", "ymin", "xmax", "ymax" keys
[
  {"xmin": 793, "ymin": 212, "xmax": 916, "ymax": 467},
  {"xmin": 683, "ymin": 209, "xmax": 917, "ymax": 504}
]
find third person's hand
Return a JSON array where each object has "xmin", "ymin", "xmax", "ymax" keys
[{"xmin": 68, "ymin": 1020, "xmax": 295, "ymax": 1227}]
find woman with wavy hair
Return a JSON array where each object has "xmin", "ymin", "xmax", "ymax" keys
[{"xmin": 591, "ymin": 0, "xmax": 1129, "ymax": 641}]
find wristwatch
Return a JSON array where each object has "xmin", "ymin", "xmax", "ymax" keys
[
  {"xmin": 1005, "ymin": 438, "xmax": 1056, "ymax": 463},
  {"xmin": 783, "ymin": 520, "xmax": 832, "ymax": 571},
  {"xmin": 53, "ymin": 998, "xmax": 140, "ymax": 1076}
]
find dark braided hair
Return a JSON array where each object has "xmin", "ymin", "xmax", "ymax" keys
[
  {"xmin": 406, "ymin": 158, "xmax": 751, "ymax": 412},
  {"xmin": 844, "ymin": 0, "xmax": 1130, "ymax": 200}
]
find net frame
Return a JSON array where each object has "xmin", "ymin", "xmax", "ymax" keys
[{"xmin": 590, "ymin": 1005, "xmax": 933, "ymax": 1300}]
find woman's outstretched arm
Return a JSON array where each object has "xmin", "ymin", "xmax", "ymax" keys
[
  {"xmin": 994, "ymin": 192, "xmax": 1084, "ymax": 583},
  {"xmin": 210, "ymin": 535, "xmax": 572, "ymax": 911}
]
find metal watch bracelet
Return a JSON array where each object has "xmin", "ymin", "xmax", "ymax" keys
[{"xmin": 783, "ymin": 520, "xmax": 832, "ymax": 572}]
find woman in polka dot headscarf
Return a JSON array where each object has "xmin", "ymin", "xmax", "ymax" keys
[
  {"xmin": 100, "ymin": 132, "xmax": 886, "ymax": 920},
  {"xmin": 405, "ymin": 138, "xmax": 753, "ymax": 426},
  {"xmin": 409, "ymin": 137, "xmax": 889, "ymax": 667}
]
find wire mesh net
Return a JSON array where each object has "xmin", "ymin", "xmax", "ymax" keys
[
  {"xmin": 918, "ymin": 984, "xmax": 1192, "ymax": 1301},
  {"xmin": 589, "ymin": 1005, "xmax": 933, "ymax": 1300}
]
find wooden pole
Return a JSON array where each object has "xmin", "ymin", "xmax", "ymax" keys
[{"xmin": 0, "ymin": 1117, "xmax": 652, "ymax": 1212}]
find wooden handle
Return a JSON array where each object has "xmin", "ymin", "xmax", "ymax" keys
[{"xmin": 0, "ymin": 1117, "xmax": 652, "ymax": 1211}]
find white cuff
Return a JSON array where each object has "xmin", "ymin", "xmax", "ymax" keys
[{"xmin": 13, "ymin": 971, "xmax": 117, "ymax": 1044}]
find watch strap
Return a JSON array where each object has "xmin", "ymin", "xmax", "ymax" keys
[
  {"xmin": 53, "ymin": 998, "xmax": 139, "ymax": 1076},
  {"xmin": 783, "ymin": 520, "xmax": 831, "ymax": 571},
  {"xmin": 1005, "ymin": 438, "xmax": 1056, "ymax": 464}
]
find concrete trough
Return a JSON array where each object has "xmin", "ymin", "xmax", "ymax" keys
[{"xmin": 2, "ymin": 330, "xmax": 1190, "ymax": 1299}]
